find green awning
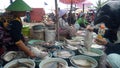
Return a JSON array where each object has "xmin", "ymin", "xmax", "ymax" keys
[{"xmin": 6, "ymin": 0, "xmax": 32, "ymax": 11}]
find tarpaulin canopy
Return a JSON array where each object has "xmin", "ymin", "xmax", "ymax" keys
[
  {"xmin": 77, "ymin": 0, "xmax": 93, "ymax": 8},
  {"xmin": 6, "ymin": 0, "xmax": 32, "ymax": 11},
  {"xmin": 59, "ymin": 0, "xmax": 85, "ymax": 4},
  {"xmin": 59, "ymin": 0, "xmax": 86, "ymax": 13},
  {"xmin": 76, "ymin": 0, "xmax": 93, "ymax": 12}
]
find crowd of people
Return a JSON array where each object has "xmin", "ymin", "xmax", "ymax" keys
[
  {"xmin": 57, "ymin": 9, "xmax": 95, "ymax": 39},
  {"xmin": 57, "ymin": 0, "xmax": 120, "ymax": 67}
]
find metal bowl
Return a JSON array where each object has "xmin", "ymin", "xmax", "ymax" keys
[
  {"xmin": 4, "ymin": 58, "xmax": 35, "ymax": 68},
  {"xmin": 70, "ymin": 55, "xmax": 98, "ymax": 68},
  {"xmin": 1, "ymin": 51, "xmax": 18, "ymax": 62},
  {"xmin": 53, "ymin": 49, "xmax": 75, "ymax": 66},
  {"xmin": 39, "ymin": 58, "xmax": 68, "ymax": 68},
  {"xmin": 53, "ymin": 49, "xmax": 75, "ymax": 59},
  {"xmin": 78, "ymin": 48, "xmax": 104, "ymax": 61}
]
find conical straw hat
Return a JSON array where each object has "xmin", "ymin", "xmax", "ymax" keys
[{"xmin": 6, "ymin": 0, "xmax": 32, "ymax": 11}]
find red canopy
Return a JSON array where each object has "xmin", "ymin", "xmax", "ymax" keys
[
  {"xmin": 77, "ymin": 0, "xmax": 93, "ymax": 8},
  {"xmin": 30, "ymin": 8, "xmax": 45, "ymax": 22},
  {"xmin": 59, "ymin": 0, "xmax": 85, "ymax": 4}
]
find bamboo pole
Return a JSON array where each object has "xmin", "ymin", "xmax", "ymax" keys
[
  {"xmin": 83, "ymin": 4, "xmax": 85, "ymax": 13},
  {"xmin": 55, "ymin": 0, "xmax": 59, "ymax": 41}
]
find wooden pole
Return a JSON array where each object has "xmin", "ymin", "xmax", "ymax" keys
[
  {"xmin": 55, "ymin": 0, "xmax": 59, "ymax": 41},
  {"xmin": 83, "ymin": 4, "xmax": 84, "ymax": 13},
  {"xmin": 69, "ymin": 0, "xmax": 73, "ymax": 25}
]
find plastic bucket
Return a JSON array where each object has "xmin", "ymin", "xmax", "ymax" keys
[
  {"xmin": 22, "ymin": 25, "xmax": 30, "ymax": 37},
  {"xmin": 33, "ymin": 29, "xmax": 45, "ymax": 40},
  {"xmin": 32, "ymin": 25, "xmax": 45, "ymax": 40},
  {"xmin": 45, "ymin": 29, "xmax": 56, "ymax": 42},
  {"xmin": 32, "ymin": 25, "xmax": 44, "ymax": 30}
]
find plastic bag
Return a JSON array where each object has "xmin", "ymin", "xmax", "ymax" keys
[{"xmin": 84, "ymin": 30, "xmax": 93, "ymax": 50}]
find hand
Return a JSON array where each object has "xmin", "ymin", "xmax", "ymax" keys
[
  {"xmin": 15, "ymin": 40, "xmax": 36, "ymax": 58},
  {"xmin": 28, "ymin": 52, "xmax": 36, "ymax": 58},
  {"xmin": 70, "ymin": 25, "xmax": 74, "ymax": 28},
  {"xmin": 95, "ymin": 38, "xmax": 108, "ymax": 45},
  {"xmin": 86, "ymin": 25, "xmax": 94, "ymax": 32}
]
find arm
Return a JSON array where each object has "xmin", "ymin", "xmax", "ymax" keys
[
  {"xmin": 95, "ymin": 38, "xmax": 120, "ymax": 54},
  {"xmin": 0, "ymin": 28, "xmax": 4, "ymax": 55},
  {"xmin": 16, "ymin": 40, "xmax": 35, "ymax": 57},
  {"xmin": 105, "ymin": 43, "xmax": 120, "ymax": 55},
  {"xmin": 9, "ymin": 20, "xmax": 35, "ymax": 57},
  {"xmin": 59, "ymin": 18, "xmax": 69, "ymax": 29}
]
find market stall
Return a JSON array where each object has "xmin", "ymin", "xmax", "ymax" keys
[
  {"xmin": 0, "ymin": 0, "xmax": 109, "ymax": 68},
  {"xmin": 1, "ymin": 29, "xmax": 108, "ymax": 68}
]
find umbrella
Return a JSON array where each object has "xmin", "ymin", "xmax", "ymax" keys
[
  {"xmin": 59, "ymin": 0, "xmax": 85, "ymax": 11},
  {"xmin": 59, "ymin": 0, "xmax": 85, "ymax": 4},
  {"xmin": 6, "ymin": 0, "xmax": 32, "ymax": 11},
  {"xmin": 77, "ymin": 0, "xmax": 93, "ymax": 12}
]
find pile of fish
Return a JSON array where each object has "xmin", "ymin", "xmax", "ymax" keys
[
  {"xmin": 30, "ymin": 46, "xmax": 49, "ymax": 59},
  {"xmin": 56, "ymin": 50, "xmax": 73, "ymax": 58}
]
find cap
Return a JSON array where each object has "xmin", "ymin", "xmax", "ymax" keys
[
  {"xmin": 58, "ymin": 9, "xmax": 67, "ymax": 17},
  {"xmin": 6, "ymin": 0, "xmax": 32, "ymax": 11}
]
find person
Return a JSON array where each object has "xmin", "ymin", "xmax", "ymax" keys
[
  {"xmin": 44, "ymin": 17, "xmax": 55, "ymax": 29},
  {"xmin": 58, "ymin": 9, "xmax": 76, "ymax": 39},
  {"xmin": 92, "ymin": 0, "xmax": 120, "ymax": 55},
  {"xmin": 87, "ymin": 0, "xmax": 120, "ymax": 68},
  {"xmin": 0, "ymin": 11, "xmax": 35, "ymax": 58},
  {"xmin": 0, "ymin": 0, "xmax": 36, "ymax": 58},
  {"xmin": 76, "ymin": 12, "xmax": 88, "ymax": 29},
  {"xmin": 0, "ymin": 16, "xmax": 5, "ymax": 56},
  {"xmin": 67, "ymin": 13, "xmax": 76, "ymax": 25}
]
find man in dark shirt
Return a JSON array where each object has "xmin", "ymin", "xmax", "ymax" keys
[
  {"xmin": 0, "ymin": 12, "xmax": 35, "ymax": 58},
  {"xmin": 92, "ymin": 1, "xmax": 120, "ymax": 68}
]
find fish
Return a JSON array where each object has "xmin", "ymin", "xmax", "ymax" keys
[
  {"xmin": 64, "ymin": 38, "xmax": 81, "ymax": 46},
  {"xmin": 83, "ymin": 51, "xmax": 100, "ymax": 56},
  {"xmin": 9, "ymin": 62, "xmax": 33, "ymax": 68},
  {"xmin": 3, "ymin": 51, "xmax": 17, "ymax": 62},
  {"xmin": 43, "ymin": 61, "xmax": 66, "ymax": 68},
  {"xmin": 72, "ymin": 59, "xmax": 92, "ymax": 68},
  {"xmin": 57, "ymin": 51, "xmax": 72, "ymax": 58}
]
